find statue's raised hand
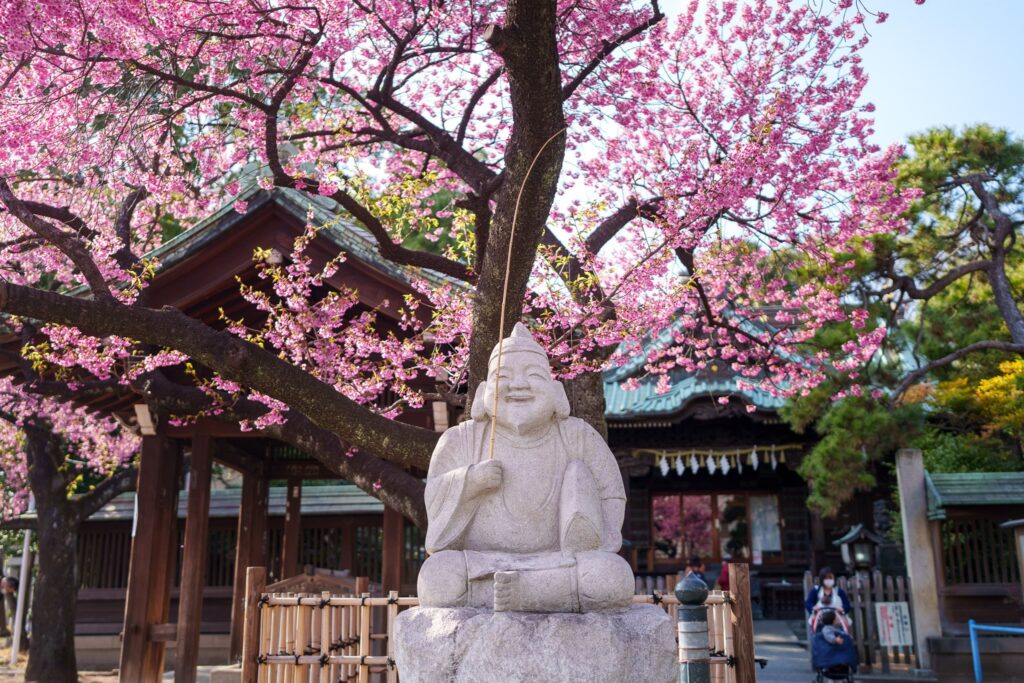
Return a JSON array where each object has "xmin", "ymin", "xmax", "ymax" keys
[{"xmin": 467, "ymin": 460, "xmax": 502, "ymax": 496}]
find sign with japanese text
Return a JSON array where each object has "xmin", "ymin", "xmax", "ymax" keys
[{"xmin": 875, "ymin": 601, "xmax": 913, "ymax": 647}]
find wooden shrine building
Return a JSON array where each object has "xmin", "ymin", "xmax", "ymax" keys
[{"xmin": 603, "ymin": 327, "xmax": 885, "ymax": 613}]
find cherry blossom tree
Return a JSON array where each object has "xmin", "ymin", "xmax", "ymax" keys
[
  {"xmin": 0, "ymin": 0, "xmax": 912, "ymax": 529},
  {"xmin": 0, "ymin": 379, "xmax": 137, "ymax": 682}
]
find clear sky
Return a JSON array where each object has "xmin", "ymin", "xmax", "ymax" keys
[
  {"xmin": 859, "ymin": 0, "xmax": 1024, "ymax": 148},
  {"xmin": 657, "ymin": 0, "xmax": 1024, "ymax": 149}
]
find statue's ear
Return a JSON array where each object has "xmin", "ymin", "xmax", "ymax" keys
[
  {"xmin": 553, "ymin": 379, "xmax": 571, "ymax": 419},
  {"xmin": 470, "ymin": 381, "xmax": 490, "ymax": 421}
]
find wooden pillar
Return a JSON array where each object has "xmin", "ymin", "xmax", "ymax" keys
[
  {"xmin": 729, "ymin": 563, "xmax": 756, "ymax": 683},
  {"xmin": 175, "ymin": 435, "xmax": 214, "ymax": 683},
  {"xmin": 1011, "ymin": 523, "xmax": 1024, "ymax": 607},
  {"xmin": 120, "ymin": 436, "xmax": 182, "ymax": 683},
  {"xmin": 382, "ymin": 507, "xmax": 404, "ymax": 593},
  {"xmin": 809, "ymin": 509, "xmax": 826, "ymax": 574},
  {"xmin": 896, "ymin": 449, "xmax": 942, "ymax": 670},
  {"xmin": 230, "ymin": 469, "xmax": 268, "ymax": 663},
  {"xmin": 240, "ymin": 566, "xmax": 267, "ymax": 683},
  {"xmin": 281, "ymin": 478, "xmax": 302, "ymax": 579}
]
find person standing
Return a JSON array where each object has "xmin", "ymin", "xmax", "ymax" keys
[
  {"xmin": 684, "ymin": 555, "xmax": 707, "ymax": 584},
  {"xmin": 0, "ymin": 577, "xmax": 17, "ymax": 638},
  {"xmin": 805, "ymin": 567, "xmax": 851, "ymax": 632}
]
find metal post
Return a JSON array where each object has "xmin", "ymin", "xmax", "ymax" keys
[
  {"xmin": 676, "ymin": 574, "xmax": 710, "ymax": 683},
  {"xmin": 969, "ymin": 620, "xmax": 981, "ymax": 683},
  {"xmin": 9, "ymin": 527, "xmax": 33, "ymax": 667}
]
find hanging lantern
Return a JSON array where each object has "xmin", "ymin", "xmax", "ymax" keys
[
  {"xmin": 690, "ymin": 452, "xmax": 699, "ymax": 474},
  {"xmin": 720, "ymin": 454, "xmax": 731, "ymax": 475},
  {"xmin": 751, "ymin": 446, "xmax": 759, "ymax": 470},
  {"xmin": 675, "ymin": 454, "xmax": 685, "ymax": 476},
  {"xmin": 659, "ymin": 454, "xmax": 670, "ymax": 477}
]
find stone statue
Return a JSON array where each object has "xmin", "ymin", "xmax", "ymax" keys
[{"xmin": 417, "ymin": 323, "xmax": 635, "ymax": 613}]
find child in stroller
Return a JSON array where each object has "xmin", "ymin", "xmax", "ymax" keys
[{"xmin": 811, "ymin": 609, "xmax": 858, "ymax": 682}]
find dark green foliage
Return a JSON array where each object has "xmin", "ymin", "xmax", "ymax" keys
[{"xmin": 783, "ymin": 126, "xmax": 1024, "ymax": 516}]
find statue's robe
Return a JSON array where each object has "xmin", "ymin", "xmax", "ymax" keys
[{"xmin": 424, "ymin": 416, "xmax": 625, "ymax": 583}]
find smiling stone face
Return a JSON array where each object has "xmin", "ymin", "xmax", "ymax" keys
[{"xmin": 484, "ymin": 351, "xmax": 558, "ymax": 435}]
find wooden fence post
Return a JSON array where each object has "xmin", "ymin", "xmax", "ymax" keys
[
  {"xmin": 358, "ymin": 592, "xmax": 371, "ymax": 683},
  {"xmin": 729, "ymin": 563, "xmax": 757, "ymax": 683},
  {"xmin": 241, "ymin": 567, "xmax": 267, "ymax": 683},
  {"xmin": 387, "ymin": 590, "xmax": 399, "ymax": 683}
]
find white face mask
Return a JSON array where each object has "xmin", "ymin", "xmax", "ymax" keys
[{"xmin": 823, "ymin": 578, "xmax": 835, "ymax": 588}]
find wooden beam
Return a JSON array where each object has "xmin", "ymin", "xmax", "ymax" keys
[
  {"xmin": 266, "ymin": 460, "xmax": 337, "ymax": 480},
  {"xmin": 382, "ymin": 507, "xmax": 404, "ymax": 594},
  {"xmin": 175, "ymin": 434, "xmax": 214, "ymax": 683},
  {"xmin": 147, "ymin": 623, "xmax": 177, "ymax": 643},
  {"xmin": 281, "ymin": 478, "xmax": 302, "ymax": 580},
  {"xmin": 230, "ymin": 469, "xmax": 268, "ymax": 663},
  {"xmin": 212, "ymin": 440, "xmax": 263, "ymax": 476},
  {"xmin": 729, "ymin": 562, "xmax": 756, "ymax": 683},
  {"xmin": 163, "ymin": 417, "xmax": 264, "ymax": 439},
  {"xmin": 120, "ymin": 436, "xmax": 182, "ymax": 683}
]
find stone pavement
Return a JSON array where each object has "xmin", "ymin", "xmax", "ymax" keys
[{"xmin": 755, "ymin": 619, "xmax": 813, "ymax": 682}]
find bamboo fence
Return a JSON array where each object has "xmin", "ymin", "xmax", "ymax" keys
[{"xmin": 248, "ymin": 589, "xmax": 739, "ymax": 683}]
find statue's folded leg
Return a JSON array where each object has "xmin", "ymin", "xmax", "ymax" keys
[
  {"xmin": 576, "ymin": 551, "xmax": 635, "ymax": 612},
  {"xmin": 418, "ymin": 551, "xmax": 494, "ymax": 608}
]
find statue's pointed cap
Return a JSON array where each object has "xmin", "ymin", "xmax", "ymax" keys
[{"xmin": 489, "ymin": 322, "xmax": 548, "ymax": 363}]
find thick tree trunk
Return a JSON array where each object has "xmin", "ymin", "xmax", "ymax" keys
[
  {"xmin": 467, "ymin": 0, "xmax": 566, "ymax": 392},
  {"xmin": 25, "ymin": 503, "xmax": 80, "ymax": 683},
  {"xmin": 563, "ymin": 371, "xmax": 609, "ymax": 441},
  {"xmin": 22, "ymin": 425, "xmax": 80, "ymax": 683}
]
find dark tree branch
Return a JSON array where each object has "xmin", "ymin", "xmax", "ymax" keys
[
  {"xmin": 561, "ymin": 1, "xmax": 665, "ymax": 101},
  {"xmin": 367, "ymin": 90, "xmax": 498, "ymax": 192},
  {"xmin": 891, "ymin": 340, "xmax": 1024, "ymax": 404},
  {"xmin": 127, "ymin": 59, "xmax": 270, "ymax": 111},
  {"xmin": 132, "ymin": 371, "xmax": 428, "ymax": 526},
  {"xmin": 72, "ymin": 467, "xmax": 139, "ymax": 523},
  {"xmin": 457, "ymin": 66, "xmax": 503, "ymax": 146},
  {"xmin": 585, "ymin": 197, "xmax": 663, "ymax": 255},
  {"xmin": 113, "ymin": 187, "xmax": 150, "ymax": 267},
  {"xmin": 0, "ymin": 179, "xmax": 113, "ymax": 299},
  {"xmin": 17, "ymin": 201, "xmax": 91, "ymax": 237},
  {"xmin": 885, "ymin": 259, "xmax": 992, "ymax": 300},
  {"xmin": 0, "ymin": 282, "xmax": 440, "ymax": 471}
]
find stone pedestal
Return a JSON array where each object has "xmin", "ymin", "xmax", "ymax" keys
[{"xmin": 393, "ymin": 604, "xmax": 676, "ymax": 683}]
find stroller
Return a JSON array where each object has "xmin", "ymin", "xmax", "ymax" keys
[{"xmin": 811, "ymin": 611, "xmax": 858, "ymax": 682}]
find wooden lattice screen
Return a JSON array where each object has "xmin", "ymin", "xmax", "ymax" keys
[{"xmin": 940, "ymin": 517, "xmax": 1021, "ymax": 586}]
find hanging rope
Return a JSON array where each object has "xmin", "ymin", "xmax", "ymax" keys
[{"xmin": 487, "ymin": 127, "xmax": 567, "ymax": 460}]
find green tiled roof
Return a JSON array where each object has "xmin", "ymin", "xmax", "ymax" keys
[
  {"xmin": 925, "ymin": 471, "xmax": 1024, "ymax": 520},
  {"xmin": 149, "ymin": 185, "xmax": 456, "ymax": 287},
  {"xmin": 603, "ymin": 370, "xmax": 785, "ymax": 419},
  {"xmin": 602, "ymin": 318, "xmax": 785, "ymax": 420},
  {"xmin": 79, "ymin": 483, "xmax": 384, "ymax": 521}
]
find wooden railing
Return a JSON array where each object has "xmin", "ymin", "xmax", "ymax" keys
[{"xmin": 242, "ymin": 568, "xmax": 748, "ymax": 683}]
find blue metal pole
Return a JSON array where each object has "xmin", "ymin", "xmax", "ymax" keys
[
  {"xmin": 970, "ymin": 619, "xmax": 982, "ymax": 683},
  {"xmin": 675, "ymin": 575, "xmax": 710, "ymax": 683}
]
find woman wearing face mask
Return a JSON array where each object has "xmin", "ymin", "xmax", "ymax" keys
[{"xmin": 805, "ymin": 567, "xmax": 852, "ymax": 634}]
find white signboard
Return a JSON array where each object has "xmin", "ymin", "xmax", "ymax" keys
[{"xmin": 875, "ymin": 601, "xmax": 913, "ymax": 647}]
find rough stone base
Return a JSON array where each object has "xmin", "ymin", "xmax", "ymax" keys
[{"xmin": 394, "ymin": 604, "xmax": 676, "ymax": 683}]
